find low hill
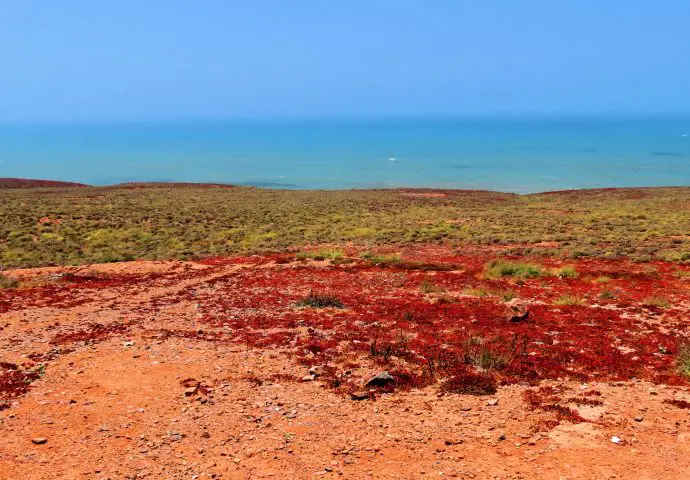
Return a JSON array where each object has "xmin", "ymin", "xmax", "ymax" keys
[{"xmin": 0, "ymin": 178, "xmax": 88, "ymax": 189}]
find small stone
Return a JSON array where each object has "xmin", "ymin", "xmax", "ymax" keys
[
  {"xmin": 634, "ymin": 416, "xmax": 644, "ymax": 422},
  {"xmin": 301, "ymin": 375, "xmax": 315, "ymax": 382},
  {"xmin": 610, "ymin": 436, "xmax": 622, "ymax": 444},
  {"xmin": 444, "ymin": 438, "xmax": 464, "ymax": 446},
  {"xmin": 487, "ymin": 398, "xmax": 499, "ymax": 406},
  {"xmin": 505, "ymin": 299, "xmax": 529, "ymax": 322},
  {"xmin": 32, "ymin": 437, "xmax": 48, "ymax": 445},
  {"xmin": 308, "ymin": 366, "xmax": 323, "ymax": 377},
  {"xmin": 498, "ymin": 433, "xmax": 506, "ymax": 441},
  {"xmin": 184, "ymin": 387, "xmax": 199, "ymax": 397}
]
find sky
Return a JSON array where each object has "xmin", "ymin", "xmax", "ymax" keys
[{"xmin": 2, "ymin": 0, "xmax": 690, "ymax": 122}]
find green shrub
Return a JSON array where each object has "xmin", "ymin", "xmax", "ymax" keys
[
  {"xmin": 296, "ymin": 293, "xmax": 345, "ymax": 309},
  {"xmin": 599, "ymin": 289, "xmax": 615, "ymax": 300},
  {"xmin": 463, "ymin": 287, "xmax": 516, "ymax": 301},
  {"xmin": 554, "ymin": 294, "xmax": 585, "ymax": 306},
  {"xmin": 420, "ymin": 279, "xmax": 445, "ymax": 294},
  {"xmin": 554, "ymin": 265, "xmax": 578, "ymax": 278},
  {"xmin": 463, "ymin": 287, "xmax": 491, "ymax": 297},
  {"xmin": 296, "ymin": 249, "xmax": 344, "ymax": 261},
  {"xmin": 484, "ymin": 260, "xmax": 544, "ymax": 279},
  {"xmin": 360, "ymin": 252, "xmax": 401, "ymax": 266},
  {"xmin": 0, "ymin": 274, "xmax": 19, "ymax": 289},
  {"xmin": 673, "ymin": 269, "xmax": 690, "ymax": 279},
  {"xmin": 462, "ymin": 335, "xmax": 525, "ymax": 371},
  {"xmin": 643, "ymin": 296, "xmax": 671, "ymax": 308},
  {"xmin": 677, "ymin": 342, "xmax": 690, "ymax": 378}
]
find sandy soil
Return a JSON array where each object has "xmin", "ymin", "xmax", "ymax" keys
[{"xmin": 1, "ymin": 253, "xmax": 689, "ymax": 479}]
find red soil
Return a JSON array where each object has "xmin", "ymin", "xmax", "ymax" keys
[{"xmin": 1, "ymin": 248, "xmax": 689, "ymax": 478}]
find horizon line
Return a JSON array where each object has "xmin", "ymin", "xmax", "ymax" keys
[{"xmin": 2, "ymin": 112, "xmax": 690, "ymax": 126}]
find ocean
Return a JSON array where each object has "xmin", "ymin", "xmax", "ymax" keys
[{"xmin": 0, "ymin": 117, "xmax": 688, "ymax": 193}]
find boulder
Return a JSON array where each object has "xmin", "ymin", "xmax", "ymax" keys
[{"xmin": 365, "ymin": 371, "xmax": 395, "ymax": 388}]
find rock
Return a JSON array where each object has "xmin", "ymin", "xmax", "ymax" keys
[
  {"xmin": 444, "ymin": 438, "xmax": 464, "ymax": 446},
  {"xmin": 365, "ymin": 371, "xmax": 395, "ymax": 388},
  {"xmin": 184, "ymin": 386, "xmax": 199, "ymax": 397},
  {"xmin": 498, "ymin": 433, "xmax": 506, "ymax": 441},
  {"xmin": 301, "ymin": 374, "xmax": 315, "ymax": 382},
  {"xmin": 350, "ymin": 391, "xmax": 369, "ymax": 401},
  {"xmin": 610, "ymin": 435, "xmax": 622, "ymax": 444},
  {"xmin": 32, "ymin": 437, "xmax": 48, "ymax": 445},
  {"xmin": 487, "ymin": 398, "xmax": 499, "ymax": 406},
  {"xmin": 634, "ymin": 416, "xmax": 644, "ymax": 422},
  {"xmin": 308, "ymin": 366, "xmax": 323, "ymax": 377},
  {"xmin": 123, "ymin": 341, "xmax": 135, "ymax": 347},
  {"xmin": 505, "ymin": 300, "xmax": 529, "ymax": 322}
]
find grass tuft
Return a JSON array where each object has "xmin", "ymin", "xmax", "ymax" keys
[
  {"xmin": 643, "ymin": 296, "xmax": 671, "ymax": 309},
  {"xmin": 296, "ymin": 293, "xmax": 345, "ymax": 309},
  {"xmin": 599, "ymin": 289, "xmax": 616, "ymax": 300},
  {"xmin": 554, "ymin": 265, "xmax": 578, "ymax": 278},
  {"xmin": 462, "ymin": 335, "xmax": 525, "ymax": 371},
  {"xmin": 296, "ymin": 249, "xmax": 344, "ymax": 261},
  {"xmin": 484, "ymin": 260, "xmax": 545, "ymax": 279},
  {"xmin": 676, "ymin": 342, "xmax": 690, "ymax": 378},
  {"xmin": 420, "ymin": 279, "xmax": 445, "ymax": 294},
  {"xmin": 0, "ymin": 274, "xmax": 19, "ymax": 289},
  {"xmin": 554, "ymin": 294, "xmax": 585, "ymax": 306},
  {"xmin": 360, "ymin": 252, "xmax": 401, "ymax": 266}
]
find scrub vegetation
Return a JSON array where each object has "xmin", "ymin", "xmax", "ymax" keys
[{"xmin": 0, "ymin": 184, "xmax": 689, "ymax": 268}]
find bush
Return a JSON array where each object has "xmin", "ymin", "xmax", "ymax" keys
[
  {"xmin": 599, "ymin": 289, "xmax": 615, "ymax": 300},
  {"xmin": 554, "ymin": 294, "xmax": 585, "ymax": 306},
  {"xmin": 555, "ymin": 265, "xmax": 578, "ymax": 278},
  {"xmin": 463, "ymin": 335, "xmax": 524, "ymax": 371},
  {"xmin": 643, "ymin": 296, "xmax": 671, "ymax": 309},
  {"xmin": 0, "ymin": 274, "xmax": 19, "ymax": 289},
  {"xmin": 677, "ymin": 342, "xmax": 690, "ymax": 378},
  {"xmin": 296, "ymin": 293, "xmax": 345, "ymax": 309},
  {"xmin": 360, "ymin": 252, "xmax": 401, "ymax": 266},
  {"xmin": 296, "ymin": 249, "xmax": 344, "ymax": 261},
  {"xmin": 419, "ymin": 279, "xmax": 444, "ymax": 294},
  {"xmin": 484, "ymin": 260, "xmax": 544, "ymax": 279}
]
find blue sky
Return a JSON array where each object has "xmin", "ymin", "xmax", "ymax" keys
[{"xmin": 2, "ymin": 1, "xmax": 690, "ymax": 121}]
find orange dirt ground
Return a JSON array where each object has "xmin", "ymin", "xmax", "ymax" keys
[{"xmin": 1, "ymin": 247, "xmax": 689, "ymax": 479}]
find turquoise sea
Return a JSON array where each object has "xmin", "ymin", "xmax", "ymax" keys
[{"xmin": 0, "ymin": 117, "xmax": 688, "ymax": 193}]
